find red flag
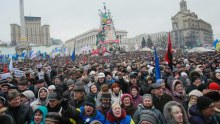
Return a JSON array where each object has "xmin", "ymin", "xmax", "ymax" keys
[
  {"xmin": 3, "ymin": 64, "xmax": 8, "ymax": 73},
  {"xmin": 165, "ymin": 32, "xmax": 173, "ymax": 70}
]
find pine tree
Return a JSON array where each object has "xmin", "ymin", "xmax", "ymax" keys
[{"xmin": 141, "ymin": 37, "xmax": 146, "ymax": 48}]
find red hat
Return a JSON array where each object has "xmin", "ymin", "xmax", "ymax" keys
[
  {"xmin": 121, "ymin": 94, "xmax": 132, "ymax": 102},
  {"xmin": 209, "ymin": 82, "xmax": 220, "ymax": 90}
]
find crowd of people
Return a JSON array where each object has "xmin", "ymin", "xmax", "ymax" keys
[{"xmin": 0, "ymin": 50, "xmax": 220, "ymax": 124}]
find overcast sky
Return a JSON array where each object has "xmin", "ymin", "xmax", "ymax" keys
[{"xmin": 0, "ymin": 0, "xmax": 219, "ymax": 43}]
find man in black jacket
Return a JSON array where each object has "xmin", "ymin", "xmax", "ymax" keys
[{"xmin": 5, "ymin": 91, "xmax": 33, "ymax": 124}]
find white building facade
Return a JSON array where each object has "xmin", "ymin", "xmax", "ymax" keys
[{"xmin": 65, "ymin": 28, "xmax": 127, "ymax": 54}]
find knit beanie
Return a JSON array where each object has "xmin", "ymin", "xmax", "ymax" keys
[
  {"xmin": 66, "ymin": 79, "xmax": 75, "ymax": 86},
  {"xmin": 142, "ymin": 94, "xmax": 152, "ymax": 101},
  {"xmin": 209, "ymin": 82, "xmax": 220, "ymax": 90},
  {"xmin": 197, "ymin": 96, "xmax": 213, "ymax": 111},
  {"xmin": 84, "ymin": 96, "xmax": 96, "ymax": 109},
  {"xmin": 121, "ymin": 94, "xmax": 132, "ymax": 102},
  {"xmin": 188, "ymin": 90, "xmax": 203, "ymax": 98},
  {"xmin": 138, "ymin": 110, "xmax": 158, "ymax": 124}
]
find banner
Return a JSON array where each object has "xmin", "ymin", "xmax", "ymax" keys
[
  {"xmin": 14, "ymin": 70, "xmax": 24, "ymax": 77},
  {"xmin": 0, "ymin": 73, "xmax": 12, "ymax": 80}
]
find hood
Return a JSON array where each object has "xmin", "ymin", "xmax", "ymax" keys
[
  {"xmin": 171, "ymin": 79, "xmax": 183, "ymax": 92},
  {"xmin": 163, "ymin": 101, "xmax": 189, "ymax": 124},
  {"xmin": 31, "ymin": 106, "xmax": 48, "ymax": 124},
  {"xmin": 37, "ymin": 87, "xmax": 49, "ymax": 105}
]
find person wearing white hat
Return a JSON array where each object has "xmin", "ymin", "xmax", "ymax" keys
[
  {"xmin": 95, "ymin": 73, "xmax": 106, "ymax": 91},
  {"xmin": 21, "ymin": 90, "xmax": 36, "ymax": 105}
]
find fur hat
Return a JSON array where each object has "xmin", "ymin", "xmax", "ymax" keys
[
  {"xmin": 197, "ymin": 96, "xmax": 213, "ymax": 111},
  {"xmin": 188, "ymin": 90, "xmax": 203, "ymax": 98},
  {"xmin": 189, "ymin": 71, "xmax": 201, "ymax": 83},
  {"xmin": 138, "ymin": 110, "xmax": 158, "ymax": 124},
  {"xmin": 204, "ymin": 91, "xmax": 220, "ymax": 102},
  {"xmin": 163, "ymin": 101, "xmax": 189, "ymax": 124}
]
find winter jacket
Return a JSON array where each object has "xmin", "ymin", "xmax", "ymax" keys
[
  {"xmin": 6, "ymin": 104, "xmax": 33, "ymax": 124},
  {"xmin": 189, "ymin": 105, "xmax": 219, "ymax": 124},
  {"xmin": 69, "ymin": 99, "xmax": 85, "ymax": 109},
  {"xmin": 130, "ymin": 85, "xmax": 142, "ymax": 107},
  {"xmin": 170, "ymin": 80, "xmax": 187, "ymax": 104},
  {"xmin": 105, "ymin": 109, "xmax": 135, "ymax": 124},
  {"xmin": 79, "ymin": 106, "xmax": 105, "ymax": 124},
  {"xmin": 133, "ymin": 104, "xmax": 166, "ymax": 124},
  {"xmin": 121, "ymin": 104, "xmax": 136, "ymax": 117},
  {"xmin": 152, "ymin": 93, "xmax": 172, "ymax": 113},
  {"xmin": 111, "ymin": 90, "xmax": 123, "ymax": 105},
  {"xmin": 30, "ymin": 106, "xmax": 48, "ymax": 124},
  {"xmin": 30, "ymin": 87, "xmax": 49, "ymax": 110},
  {"xmin": 163, "ymin": 101, "xmax": 189, "ymax": 124},
  {"xmin": 97, "ymin": 104, "xmax": 111, "ymax": 117},
  {"xmin": 47, "ymin": 104, "xmax": 62, "ymax": 114}
]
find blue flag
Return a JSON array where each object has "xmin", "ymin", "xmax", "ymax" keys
[
  {"xmin": 71, "ymin": 47, "xmax": 75, "ymax": 61},
  {"xmin": 154, "ymin": 48, "xmax": 161, "ymax": 81},
  {"xmin": 213, "ymin": 39, "xmax": 219, "ymax": 48}
]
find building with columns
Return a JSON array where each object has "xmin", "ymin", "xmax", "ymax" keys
[
  {"xmin": 10, "ymin": 16, "xmax": 50, "ymax": 46},
  {"xmin": 65, "ymin": 28, "xmax": 127, "ymax": 54},
  {"xmin": 171, "ymin": 0, "xmax": 213, "ymax": 48}
]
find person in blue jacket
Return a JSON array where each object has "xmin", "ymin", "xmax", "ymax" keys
[
  {"xmin": 31, "ymin": 105, "xmax": 48, "ymax": 124},
  {"xmin": 79, "ymin": 96, "xmax": 105, "ymax": 124}
]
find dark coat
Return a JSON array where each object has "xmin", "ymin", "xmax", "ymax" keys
[
  {"xmin": 189, "ymin": 105, "xmax": 219, "ymax": 124},
  {"xmin": 152, "ymin": 93, "xmax": 172, "ymax": 113},
  {"xmin": 69, "ymin": 99, "xmax": 85, "ymax": 109},
  {"xmin": 5, "ymin": 104, "xmax": 33, "ymax": 124},
  {"xmin": 121, "ymin": 104, "xmax": 136, "ymax": 117},
  {"xmin": 133, "ymin": 104, "xmax": 166, "ymax": 124}
]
